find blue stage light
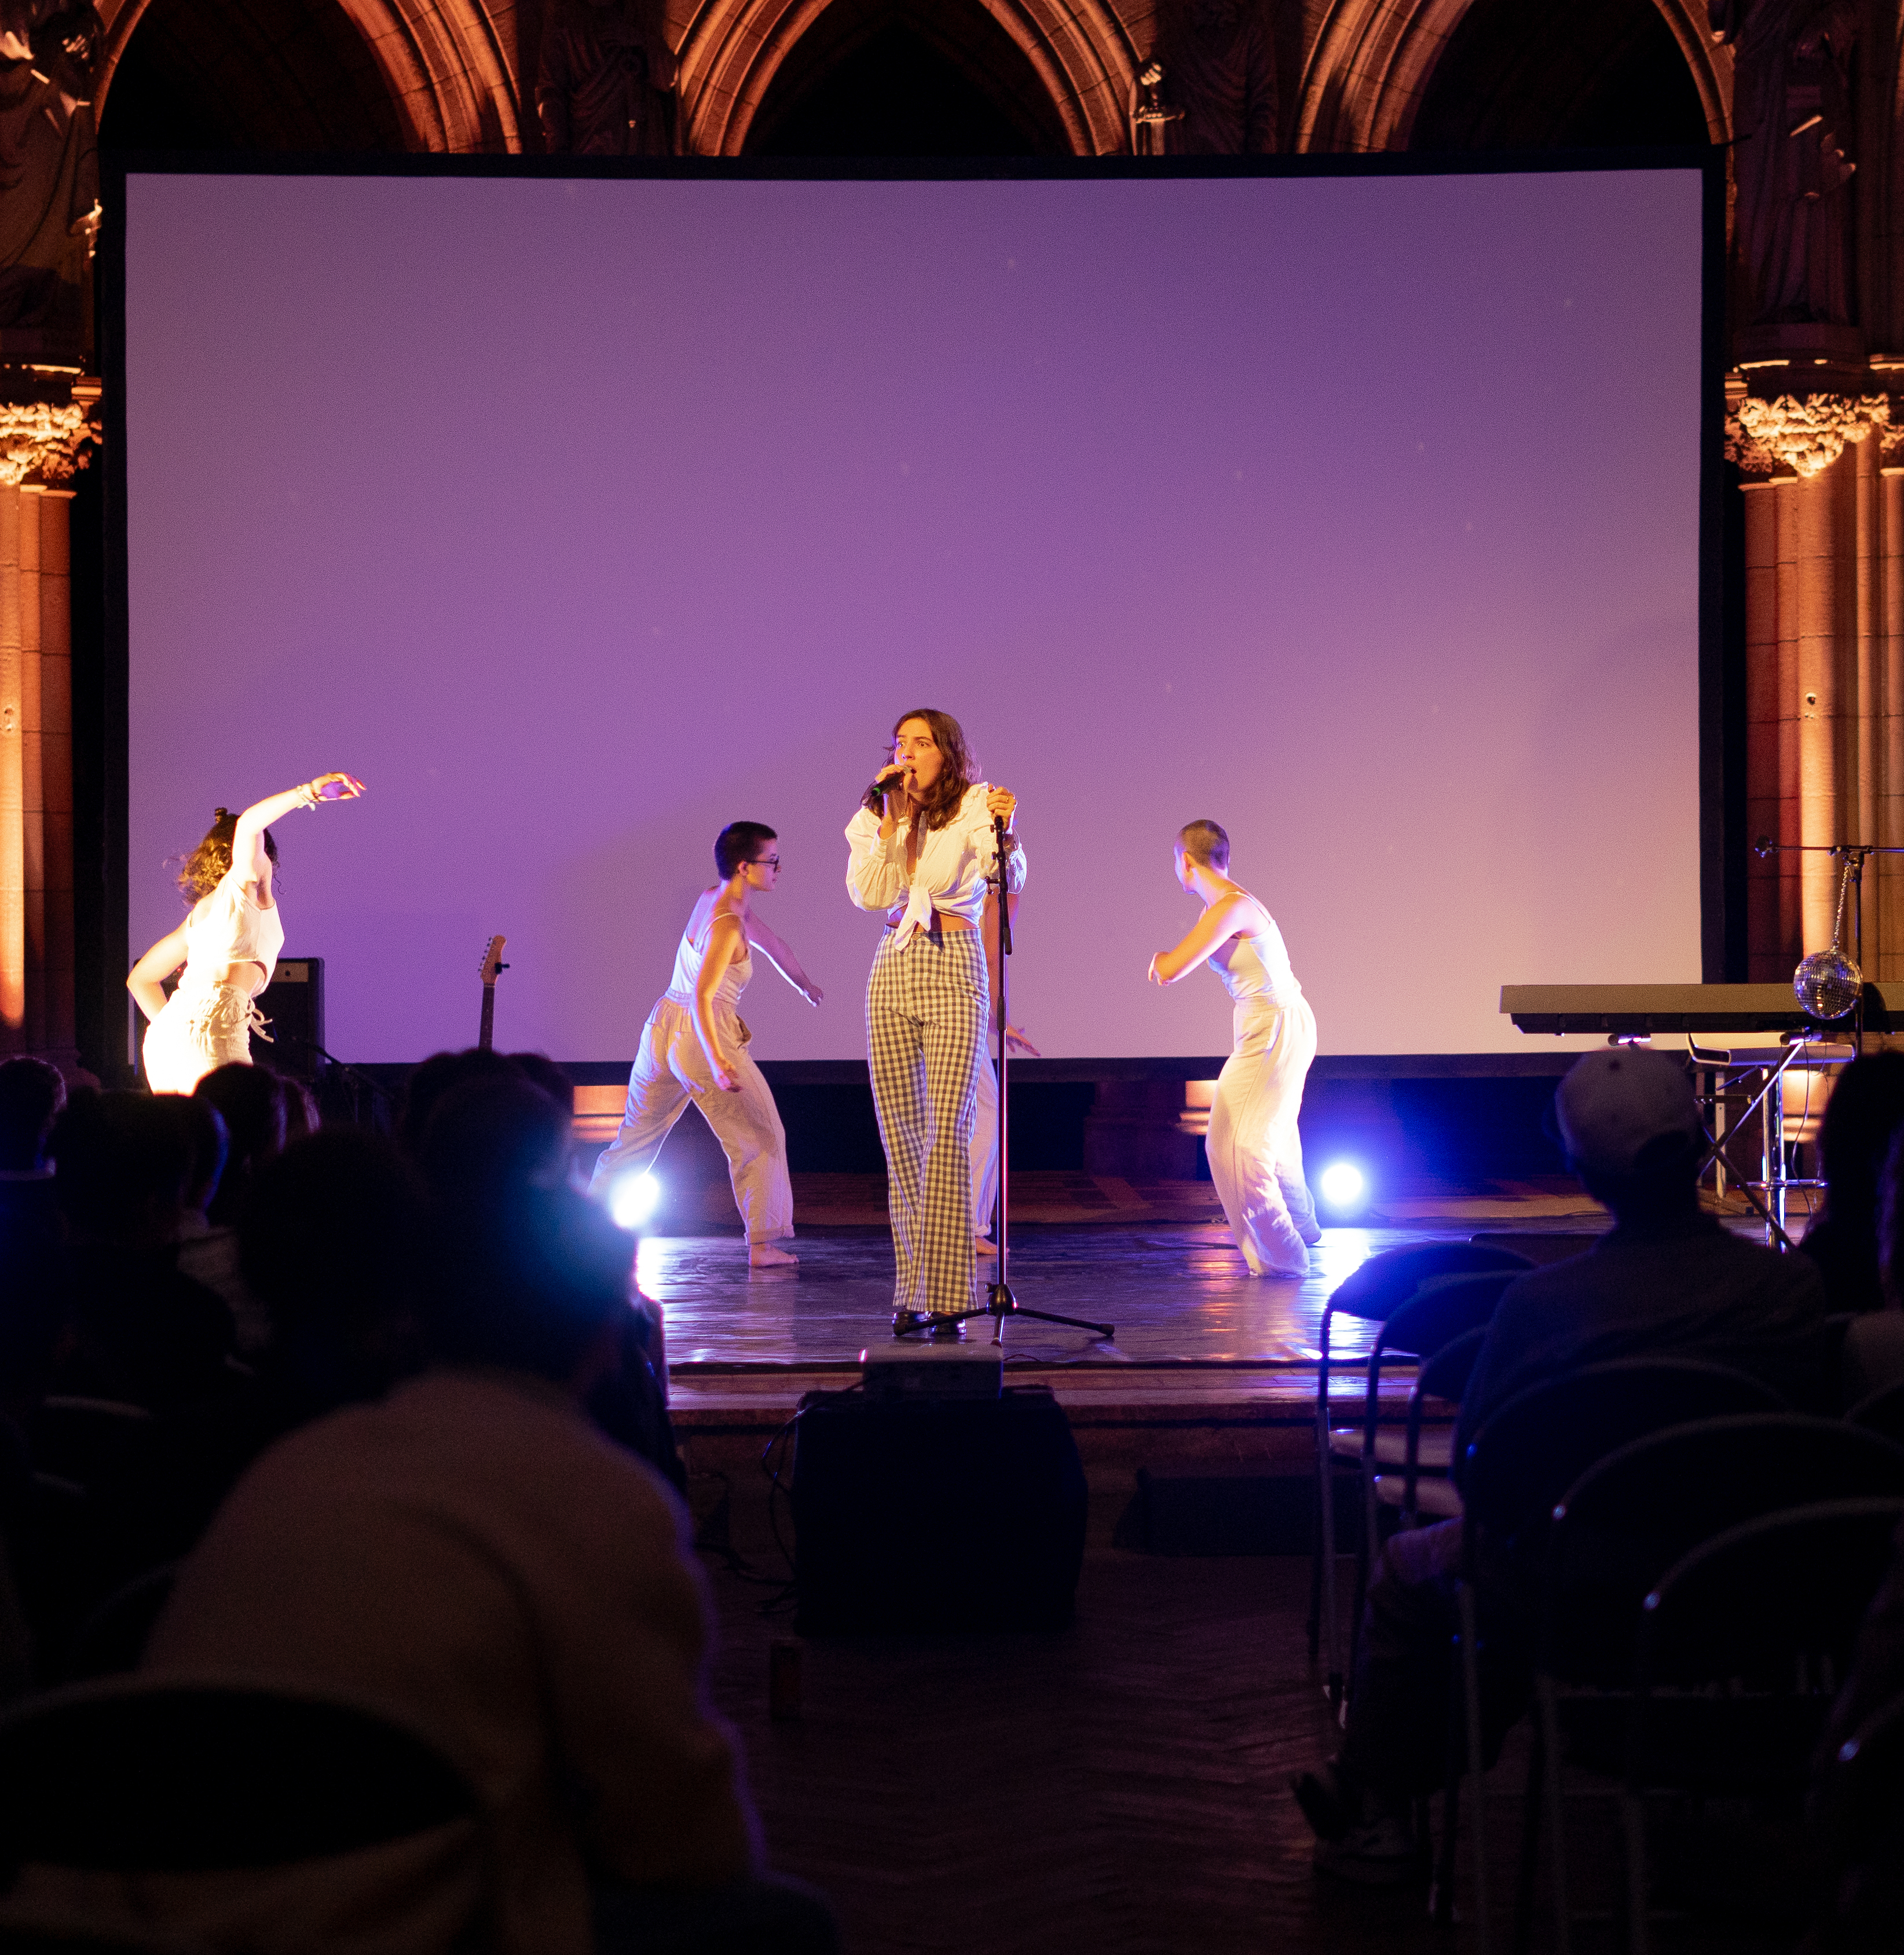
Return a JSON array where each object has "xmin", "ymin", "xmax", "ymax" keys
[
  {"xmin": 1318, "ymin": 1161, "xmax": 1367, "ymax": 1211},
  {"xmin": 608, "ymin": 1171, "xmax": 660, "ymax": 1229}
]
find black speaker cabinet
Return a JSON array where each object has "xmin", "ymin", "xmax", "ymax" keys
[
  {"xmin": 792, "ymin": 1387, "xmax": 1087, "ymax": 1633},
  {"xmin": 250, "ymin": 958, "xmax": 325, "ymax": 1079}
]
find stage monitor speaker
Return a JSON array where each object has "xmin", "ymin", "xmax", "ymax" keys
[
  {"xmin": 792, "ymin": 1387, "xmax": 1086, "ymax": 1634},
  {"xmin": 251, "ymin": 958, "xmax": 325, "ymax": 1079}
]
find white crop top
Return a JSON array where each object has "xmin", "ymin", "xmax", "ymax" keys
[
  {"xmin": 1210, "ymin": 910, "xmax": 1302, "ymax": 1008},
  {"xmin": 183, "ymin": 867, "xmax": 285, "ymax": 987},
  {"xmin": 662, "ymin": 914, "xmax": 751, "ymax": 1013}
]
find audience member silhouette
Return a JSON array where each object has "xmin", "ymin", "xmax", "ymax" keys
[
  {"xmin": 1293, "ymin": 1049, "xmax": 1829, "ymax": 1884},
  {"xmin": 133, "ymin": 1071, "xmax": 833, "ymax": 1955},
  {"xmin": 0, "ymin": 1057, "xmax": 63, "ymax": 1247},
  {"xmin": 46, "ymin": 1090, "xmax": 236, "ymax": 1414},
  {"xmin": 1802, "ymin": 1050, "xmax": 1904, "ymax": 1315},
  {"xmin": 192, "ymin": 1061, "xmax": 287, "ymax": 1230}
]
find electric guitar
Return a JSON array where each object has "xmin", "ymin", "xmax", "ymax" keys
[{"xmin": 477, "ymin": 935, "xmax": 508, "ymax": 1051}]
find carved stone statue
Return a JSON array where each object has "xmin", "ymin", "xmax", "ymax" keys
[
  {"xmin": 536, "ymin": 0, "xmax": 677, "ymax": 157},
  {"xmin": 1712, "ymin": 0, "xmax": 1858, "ymax": 328},
  {"xmin": 1143, "ymin": 0, "xmax": 1278, "ymax": 156},
  {"xmin": 0, "ymin": 0, "xmax": 100, "ymax": 349}
]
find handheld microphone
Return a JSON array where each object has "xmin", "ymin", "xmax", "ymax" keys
[{"xmin": 866, "ymin": 764, "xmax": 912, "ymax": 803}]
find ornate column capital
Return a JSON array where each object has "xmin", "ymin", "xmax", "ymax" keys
[
  {"xmin": 0, "ymin": 375, "xmax": 101, "ymax": 490},
  {"xmin": 1723, "ymin": 382, "xmax": 1891, "ymax": 482}
]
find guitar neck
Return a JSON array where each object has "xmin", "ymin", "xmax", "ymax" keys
[{"xmin": 479, "ymin": 983, "xmax": 497, "ymax": 1052}]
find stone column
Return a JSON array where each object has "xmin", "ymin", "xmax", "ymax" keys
[
  {"xmin": 0, "ymin": 379, "xmax": 99, "ymax": 1067},
  {"xmin": 1729, "ymin": 381, "xmax": 1896, "ymax": 979},
  {"xmin": 0, "ymin": 486, "xmax": 23, "ymax": 1051},
  {"xmin": 32, "ymin": 490, "xmax": 75, "ymax": 1061}
]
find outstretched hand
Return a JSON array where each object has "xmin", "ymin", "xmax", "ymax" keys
[
  {"xmin": 799, "ymin": 979, "xmax": 824, "ymax": 1007},
  {"xmin": 1004, "ymin": 1024, "xmax": 1041, "ymax": 1057},
  {"xmin": 310, "ymin": 772, "xmax": 366, "ymax": 803}
]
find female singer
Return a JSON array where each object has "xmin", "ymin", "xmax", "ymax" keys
[
  {"xmin": 589, "ymin": 822, "xmax": 820, "ymax": 1270},
  {"xmin": 846, "ymin": 709, "xmax": 1024, "ymax": 1331},
  {"xmin": 1148, "ymin": 819, "xmax": 1320, "ymax": 1278},
  {"xmin": 129, "ymin": 774, "xmax": 366, "ymax": 1096}
]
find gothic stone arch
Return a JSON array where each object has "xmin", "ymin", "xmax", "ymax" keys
[{"xmin": 675, "ymin": 0, "xmax": 1140, "ymax": 156}]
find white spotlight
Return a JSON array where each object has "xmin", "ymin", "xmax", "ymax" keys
[
  {"xmin": 1318, "ymin": 1162, "xmax": 1367, "ymax": 1211},
  {"xmin": 608, "ymin": 1171, "xmax": 660, "ymax": 1230}
]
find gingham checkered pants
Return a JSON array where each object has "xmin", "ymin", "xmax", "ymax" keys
[{"xmin": 866, "ymin": 924, "xmax": 988, "ymax": 1316}]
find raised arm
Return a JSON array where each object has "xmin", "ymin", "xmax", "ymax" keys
[
  {"xmin": 693, "ymin": 915, "xmax": 748, "ymax": 1093},
  {"xmin": 744, "ymin": 913, "xmax": 822, "ymax": 1007},
  {"xmin": 126, "ymin": 921, "xmax": 192, "ymax": 1024},
  {"xmin": 233, "ymin": 771, "xmax": 365, "ymax": 890},
  {"xmin": 1148, "ymin": 891, "xmax": 1248, "ymax": 986}
]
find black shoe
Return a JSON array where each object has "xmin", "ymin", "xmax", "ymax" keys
[
  {"xmin": 891, "ymin": 1310, "xmax": 932, "ymax": 1337},
  {"xmin": 926, "ymin": 1315, "xmax": 967, "ymax": 1340},
  {"xmin": 1291, "ymin": 1765, "xmax": 1355, "ymax": 1844}
]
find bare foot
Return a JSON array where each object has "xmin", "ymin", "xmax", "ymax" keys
[
  {"xmin": 749, "ymin": 1243, "xmax": 798, "ymax": 1269},
  {"xmin": 974, "ymin": 1236, "xmax": 998, "ymax": 1258}
]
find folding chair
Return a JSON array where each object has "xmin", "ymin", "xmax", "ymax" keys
[
  {"xmin": 1309, "ymin": 1242, "xmax": 1530, "ymax": 1704},
  {"xmin": 1442, "ymin": 1359, "xmax": 1786, "ymax": 1945},
  {"xmin": 1814, "ymin": 1685, "xmax": 1904, "ymax": 1953},
  {"xmin": 1627, "ymin": 1498, "xmax": 1904, "ymax": 1955},
  {"xmin": 1847, "ymin": 1375, "xmax": 1904, "ymax": 1451},
  {"xmin": 1526, "ymin": 1415, "xmax": 1904, "ymax": 1955},
  {"xmin": 1370, "ymin": 1326, "xmax": 1489, "ymax": 1529}
]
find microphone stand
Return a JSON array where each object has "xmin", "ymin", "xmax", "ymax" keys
[{"xmin": 898, "ymin": 817, "xmax": 1114, "ymax": 1345}]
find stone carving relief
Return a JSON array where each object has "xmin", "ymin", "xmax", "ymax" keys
[
  {"xmin": 1138, "ymin": 0, "xmax": 1277, "ymax": 155},
  {"xmin": 1711, "ymin": 0, "xmax": 1858, "ymax": 328},
  {"xmin": 0, "ymin": 391, "xmax": 98, "ymax": 486},
  {"xmin": 536, "ymin": 0, "xmax": 678, "ymax": 155},
  {"xmin": 1724, "ymin": 389, "xmax": 1890, "ymax": 478},
  {"xmin": 0, "ymin": 0, "xmax": 100, "ymax": 352}
]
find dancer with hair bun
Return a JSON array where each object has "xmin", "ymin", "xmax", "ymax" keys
[
  {"xmin": 589, "ymin": 822, "xmax": 819, "ymax": 1270},
  {"xmin": 847, "ymin": 708, "xmax": 1025, "ymax": 1333},
  {"xmin": 129, "ymin": 774, "xmax": 365, "ymax": 1096},
  {"xmin": 1148, "ymin": 819, "xmax": 1320, "ymax": 1278}
]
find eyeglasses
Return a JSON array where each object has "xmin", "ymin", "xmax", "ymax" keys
[{"xmin": 752, "ymin": 856, "xmax": 781, "ymax": 870}]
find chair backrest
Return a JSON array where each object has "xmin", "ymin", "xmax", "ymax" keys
[
  {"xmin": 59, "ymin": 1565, "xmax": 179, "ymax": 1685},
  {"xmin": 1361, "ymin": 1273, "xmax": 1518, "ymax": 1445},
  {"xmin": 1849, "ymin": 1376, "xmax": 1904, "ymax": 1449},
  {"xmin": 1819, "ymin": 1686, "xmax": 1904, "ymax": 1870},
  {"xmin": 0, "ymin": 1678, "xmax": 478, "ymax": 1873},
  {"xmin": 1324, "ymin": 1242, "xmax": 1531, "ymax": 1328},
  {"xmin": 1469, "ymin": 1231, "xmax": 1606, "ymax": 1268},
  {"xmin": 1462, "ymin": 1357, "xmax": 1788, "ymax": 1555},
  {"xmin": 26, "ymin": 1401, "xmax": 153, "ymax": 1497},
  {"xmin": 1544, "ymin": 1415, "xmax": 1904, "ymax": 1679},
  {"xmin": 1639, "ymin": 1498, "xmax": 1904, "ymax": 1689},
  {"xmin": 1415, "ymin": 1327, "xmax": 1488, "ymax": 1411}
]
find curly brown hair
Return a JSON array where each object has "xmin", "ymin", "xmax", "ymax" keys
[
  {"xmin": 862, "ymin": 708, "xmax": 979, "ymax": 833},
  {"xmin": 175, "ymin": 808, "xmax": 277, "ymax": 905}
]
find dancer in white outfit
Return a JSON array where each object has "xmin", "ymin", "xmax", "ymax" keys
[
  {"xmin": 129, "ymin": 775, "xmax": 366, "ymax": 1096},
  {"xmin": 1148, "ymin": 819, "xmax": 1320, "ymax": 1278},
  {"xmin": 590, "ymin": 823, "xmax": 820, "ymax": 1270}
]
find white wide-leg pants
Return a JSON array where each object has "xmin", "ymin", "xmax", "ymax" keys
[
  {"xmin": 142, "ymin": 980, "xmax": 261, "ymax": 1095},
  {"xmin": 1207, "ymin": 994, "xmax": 1320, "ymax": 1277},
  {"xmin": 589, "ymin": 998, "xmax": 793, "ymax": 1244},
  {"xmin": 971, "ymin": 1049, "xmax": 999, "ymax": 1240}
]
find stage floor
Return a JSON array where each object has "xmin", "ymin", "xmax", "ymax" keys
[{"xmin": 642, "ymin": 1214, "xmax": 1609, "ymax": 1370}]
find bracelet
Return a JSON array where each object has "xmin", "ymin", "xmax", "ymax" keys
[{"xmin": 298, "ymin": 781, "xmax": 320, "ymax": 810}]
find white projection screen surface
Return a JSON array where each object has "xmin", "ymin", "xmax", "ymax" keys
[{"xmin": 122, "ymin": 169, "xmax": 1704, "ymax": 1064}]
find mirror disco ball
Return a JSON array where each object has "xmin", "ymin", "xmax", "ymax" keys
[{"xmin": 1795, "ymin": 949, "xmax": 1863, "ymax": 1021}]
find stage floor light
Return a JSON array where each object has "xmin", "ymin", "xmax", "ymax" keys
[
  {"xmin": 1318, "ymin": 1162, "xmax": 1367, "ymax": 1212},
  {"xmin": 608, "ymin": 1171, "xmax": 660, "ymax": 1230}
]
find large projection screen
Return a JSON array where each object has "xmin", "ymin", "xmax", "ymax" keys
[{"xmin": 122, "ymin": 167, "xmax": 1704, "ymax": 1064}]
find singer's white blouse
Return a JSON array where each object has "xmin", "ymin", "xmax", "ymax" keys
[{"xmin": 845, "ymin": 783, "xmax": 1028, "ymax": 947}]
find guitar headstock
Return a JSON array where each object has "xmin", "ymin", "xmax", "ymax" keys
[{"xmin": 478, "ymin": 934, "xmax": 508, "ymax": 986}]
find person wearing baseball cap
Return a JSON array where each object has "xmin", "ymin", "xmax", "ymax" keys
[{"xmin": 1295, "ymin": 1046, "xmax": 1830, "ymax": 1886}]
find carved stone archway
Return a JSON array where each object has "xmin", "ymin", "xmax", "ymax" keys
[
  {"xmin": 675, "ymin": 0, "xmax": 1138, "ymax": 157},
  {"xmin": 94, "ymin": 0, "xmax": 522, "ymax": 152},
  {"xmin": 1292, "ymin": 0, "xmax": 1731, "ymax": 153}
]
